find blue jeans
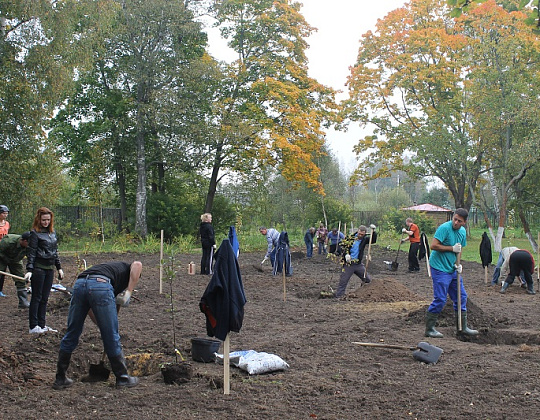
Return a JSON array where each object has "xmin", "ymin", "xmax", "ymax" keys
[
  {"xmin": 318, "ymin": 241, "xmax": 326, "ymax": 255},
  {"xmin": 29, "ymin": 268, "xmax": 54, "ymax": 329},
  {"xmin": 428, "ymin": 267, "xmax": 467, "ymax": 313},
  {"xmin": 60, "ymin": 276, "xmax": 122, "ymax": 358},
  {"xmin": 305, "ymin": 240, "xmax": 313, "ymax": 258}
]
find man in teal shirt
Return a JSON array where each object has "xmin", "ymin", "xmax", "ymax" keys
[{"xmin": 425, "ymin": 208, "xmax": 478, "ymax": 338}]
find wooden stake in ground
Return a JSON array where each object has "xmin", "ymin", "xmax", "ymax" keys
[
  {"xmin": 159, "ymin": 230, "xmax": 164, "ymax": 294},
  {"xmin": 223, "ymin": 334, "xmax": 230, "ymax": 395},
  {"xmin": 283, "ymin": 260, "xmax": 286, "ymax": 301},
  {"xmin": 536, "ymin": 232, "xmax": 540, "ymax": 292},
  {"xmin": 423, "ymin": 235, "xmax": 431, "ymax": 278},
  {"xmin": 456, "ymin": 253, "xmax": 462, "ymax": 332}
]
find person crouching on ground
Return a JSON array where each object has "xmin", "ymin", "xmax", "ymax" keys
[
  {"xmin": 425, "ymin": 208, "xmax": 478, "ymax": 338},
  {"xmin": 334, "ymin": 225, "xmax": 377, "ymax": 299},
  {"xmin": 53, "ymin": 261, "xmax": 142, "ymax": 390},
  {"xmin": 500, "ymin": 249, "xmax": 536, "ymax": 295}
]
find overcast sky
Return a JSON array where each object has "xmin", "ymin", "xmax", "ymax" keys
[
  {"xmin": 300, "ymin": 0, "xmax": 407, "ymax": 171},
  {"xmin": 204, "ymin": 1, "xmax": 408, "ymax": 171}
]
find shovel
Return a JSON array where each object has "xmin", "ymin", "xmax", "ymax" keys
[
  {"xmin": 82, "ymin": 351, "xmax": 110, "ymax": 382},
  {"xmin": 352, "ymin": 341, "xmax": 443, "ymax": 364},
  {"xmin": 390, "ymin": 234, "xmax": 405, "ymax": 271}
]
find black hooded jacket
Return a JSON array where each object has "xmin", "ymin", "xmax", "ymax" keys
[{"xmin": 200, "ymin": 239, "xmax": 246, "ymax": 341}]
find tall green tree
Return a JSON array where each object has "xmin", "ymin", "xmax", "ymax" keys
[
  {"xmin": 1, "ymin": 0, "xmax": 115, "ymax": 219},
  {"xmin": 461, "ymin": 1, "xmax": 540, "ymax": 250},
  {"xmin": 50, "ymin": 0, "xmax": 208, "ymax": 237}
]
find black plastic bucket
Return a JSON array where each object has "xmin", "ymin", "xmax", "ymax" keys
[{"xmin": 191, "ymin": 338, "xmax": 220, "ymax": 363}]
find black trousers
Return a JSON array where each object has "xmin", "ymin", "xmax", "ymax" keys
[
  {"xmin": 201, "ymin": 246, "xmax": 213, "ymax": 274},
  {"xmin": 408, "ymin": 242, "xmax": 420, "ymax": 271}
]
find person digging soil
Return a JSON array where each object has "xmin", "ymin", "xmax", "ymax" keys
[{"xmin": 53, "ymin": 261, "xmax": 142, "ymax": 390}]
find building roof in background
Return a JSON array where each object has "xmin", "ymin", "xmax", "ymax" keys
[{"xmin": 401, "ymin": 203, "xmax": 453, "ymax": 212}]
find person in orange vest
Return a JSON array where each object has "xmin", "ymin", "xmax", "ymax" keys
[{"xmin": 401, "ymin": 217, "xmax": 421, "ymax": 272}]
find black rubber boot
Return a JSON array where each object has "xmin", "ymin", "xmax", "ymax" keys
[
  {"xmin": 53, "ymin": 350, "xmax": 74, "ymax": 390},
  {"xmin": 457, "ymin": 312, "xmax": 479, "ymax": 336},
  {"xmin": 425, "ymin": 311, "xmax": 443, "ymax": 338},
  {"xmin": 527, "ymin": 283, "xmax": 536, "ymax": 295},
  {"xmin": 500, "ymin": 282, "xmax": 509, "ymax": 294},
  {"xmin": 109, "ymin": 353, "xmax": 139, "ymax": 388},
  {"xmin": 17, "ymin": 288, "xmax": 30, "ymax": 308}
]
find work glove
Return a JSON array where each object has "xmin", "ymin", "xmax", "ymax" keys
[
  {"xmin": 366, "ymin": 254, "xmax": 372, "ymax": 261},
  {"xmin": 116, "ymin": 290, "xmax": 132, "ymax": 307},
  {"xmin": 370, "ymin": 224, "xmax": 376, "ymax": 230},
  {"xmin": 345, "ymin": 254, "xmax": 351, "ymax": 263},
  {"xmin": 454, "ymin": 264, "xmax": 463, "ymax": 274},
  {"xmin": 58, "ymin": 269, "xmax": 64, "ymax": 280},
  {"xmin": 212, "ymin": 244, "xmax": 217, "ymax": 250},
  {"xmin": 452, "ymin": 243, "xmax": 462, "ymax": 254},
  {"xmin": 24, "ymin": 272, "xmax": 32, "ymax": 282},
  {"xmin": 261, "ymin": 257, "xmax": 268, "ymax": 265},
  {"xmin": 400, "ymin": 238, "xmax": 406, "ymax": 243},
  {"xmin": 402, "ymin": 228, "xmax": 407, "ymax": 233}
]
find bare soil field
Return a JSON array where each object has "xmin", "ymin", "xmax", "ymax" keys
[{"xmin": 1, "ymin": 246, "xmax": 540, "ymax": 419}]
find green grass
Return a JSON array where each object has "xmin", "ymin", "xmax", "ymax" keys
[
  {"xmin": 376, "ymin": 228, "xmax": 536, "ymax": 264},
  {"xmin": 58, "ymin": 227, "xmax": 538, "ymax": 266}
]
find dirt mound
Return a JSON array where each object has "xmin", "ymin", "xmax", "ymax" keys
[{"xmin": 348, "ymin": 275, "xmax": 423, "ymax": 303}]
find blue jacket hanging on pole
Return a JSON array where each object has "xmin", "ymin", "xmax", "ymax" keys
[
  {"xmin": 228, "ymin": 226, "xmax": 240, "ymax": 259},
  {"xmin": 272, "ymin": 231, "xmax": 292, "ymax": 276},
  {"xmin": 200, "ymin": 239, "xmax": 246, "ymax": 341}
]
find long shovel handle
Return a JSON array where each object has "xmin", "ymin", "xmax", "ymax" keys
[
  {"xmin": 456, "ymin": 253, "xmax": 462, "ymax": 331},
  {"xmin": 364, "ymin": 228, "xmax": 374, "ymax": 276},
  {"xmin": 0, "ymin": 270, "xmax": 26, "ymax": 281},
  {"xmin": 352, "ymin": 342, "xmax": 415, "ymax": 351}
]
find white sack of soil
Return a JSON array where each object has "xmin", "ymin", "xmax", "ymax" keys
[{"xmin": 216, "ymin": 350, "xmax": 289, "ymax": 375}]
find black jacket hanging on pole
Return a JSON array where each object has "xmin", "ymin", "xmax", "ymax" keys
[
  {"xmin": 273, "ymin": 231, "xmax": 292, "ymax": 276},
  {"xmin": 418, "ymin": 232, "xmax": 430, "ymax": 261},
  {"xmin": 199, "ymin": 239, "xmax": 246, "ymax": 341},
  {"xmin": 480, "ymin": 231, "xmax": 492, "ymax": 268}
]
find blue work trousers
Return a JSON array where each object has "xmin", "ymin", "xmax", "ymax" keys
[
  {"xmin": 60, "ymin": 276, "xmax": 122, "ymax": 358},
  {"xmin": 428, "ymin": 267, "xmax": 467, "ymax": 313},
  {"xmin": 305, "ymin": 239, "xmax": 313, "ymax": 258}
]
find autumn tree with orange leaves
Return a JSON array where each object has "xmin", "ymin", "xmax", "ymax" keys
[
  {"xmin": 202, "ymin": 0, "xmax": 338, "ymax": 214},
  {"xmin": 343, "ymin": 0, "xmax": 540, "ymax": 250}
]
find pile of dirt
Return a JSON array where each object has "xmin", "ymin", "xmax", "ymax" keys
[
  {"xmin": 348, "ymin": 275, "xmax": 423, "ymax": 302},
  {"xmin": 2, "ymin": 248, "xmax": 540, "ymax": 419}
]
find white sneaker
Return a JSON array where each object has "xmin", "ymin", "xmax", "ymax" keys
[
  {"xmin": 42, "ymin": 326, "xmax": 58, "ymax": 332},
  {"xmin": 29, "ymin": 326, "xmax": 45, "ymax": 334}
]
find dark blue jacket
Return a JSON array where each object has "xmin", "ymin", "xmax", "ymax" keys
[
  {"xmin": 273, "ymin": 231, "xmax": 292, "ymax": 276},
  {"xmin": 200, "ymin": 239, "xmax": 246, "ymax": 341}
]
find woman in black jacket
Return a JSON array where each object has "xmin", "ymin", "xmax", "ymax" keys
[
  {"xmin": 199, "ymin": 213, "xmax": 215, "ymax": 275},
  {"xmin": 25, "ymin": 207, "xmax": 64, "ymax": 334}
]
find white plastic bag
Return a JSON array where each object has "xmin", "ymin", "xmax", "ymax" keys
[{"xmin": 216, "ymin": 350, "xmax": 289, "ymax": 375}]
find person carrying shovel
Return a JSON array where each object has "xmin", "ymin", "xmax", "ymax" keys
[
  {"xmin": 0, "ymin": 232, "xmax": 31, "ymax": 308},
  {"xmin": 334, "ymin": 224, "xmax": 377, "ymax": 299},
  {"xmin": 425, "ymin": 208, "xmax": 478, "ymax": 338},
  {"xmin": 53, "ymin": 260, "xmax": 141, "ymax": 390}
]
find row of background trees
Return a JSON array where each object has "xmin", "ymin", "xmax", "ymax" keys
[{"xmin": 2, "ymin": 0, "xmax": 540, "ymax": 251}]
